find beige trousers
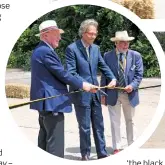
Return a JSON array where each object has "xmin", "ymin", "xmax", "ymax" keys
[{"xmin": 108, "ymin": 92, "xmax": 136, "ymax": 150}]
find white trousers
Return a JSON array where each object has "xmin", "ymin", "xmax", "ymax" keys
[{"xmin": 108, "ymin": 92, "xmax": 136, "ymax": 150}]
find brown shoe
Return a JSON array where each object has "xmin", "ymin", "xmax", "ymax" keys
[
  {"xmin": 81, "ymin": 155, "xmax": 89, "ymax": 161},
  {"xmin": 113, "ymin": 149, "xmax": 123, "ymax": 154},
  {"xmin": 113, "ymin": 149, "xmax": 120, "ymax": 154}
]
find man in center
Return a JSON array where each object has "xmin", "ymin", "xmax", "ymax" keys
[{"xmin": 65, "ymin": 19, "xmax": 117, "ymax": 160}]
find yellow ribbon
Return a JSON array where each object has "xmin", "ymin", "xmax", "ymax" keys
[{"xmin": 8, "ymin": 84, "xmax": 161, "ymax": 109}]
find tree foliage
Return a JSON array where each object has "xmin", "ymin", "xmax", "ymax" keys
[
  {"xmin": 154, "ymin": 32, "xmax": 165, "ymax": 52},
  {"xmin": 7, "ymin": 5, "xmax": 160, "ymax": 77}
]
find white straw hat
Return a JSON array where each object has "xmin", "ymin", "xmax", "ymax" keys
[
  {"xmin": 35, "ymin": 20, "xmax": 64, "ymax": 37},
  {"xmin": 110, "ymin": 31, "xmax": 134, "ymax": 42}
]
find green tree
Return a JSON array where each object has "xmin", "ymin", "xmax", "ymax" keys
[
  {"xmin": 7, "ymin": 5, "xmax": 160, "ymax": 77},
  {"xmin": 154, "ymin": 32, "xmax": 165, "ymax": 52}
]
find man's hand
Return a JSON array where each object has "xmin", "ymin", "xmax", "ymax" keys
[
  {"xmin": 82, "ymin": 82, "xmax": 98, "ymax": 93},
  {"xmin": 90, "ymin": 85, "xmax": 98, "ymax": 93},
  {"xmin": 124, "ymin": 85, "xmax": 133, "ymax": 93},
  {"xmin": 101, "ymin": 95, "xmax": 106, "ymax": 105},
  {"xmin": 107, "ymin": 79, "xmax": 116, "ymax": 89},
  {"xmin": 82, "ymin": 82, "xmax": 92, "ymax": 92}
]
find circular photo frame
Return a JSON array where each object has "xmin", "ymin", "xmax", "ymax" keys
[{"xmin": 2, "ymin": 0, "xmax": 165, "ymax": 164}]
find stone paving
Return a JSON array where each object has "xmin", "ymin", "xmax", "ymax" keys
[{"xmin": 5, "ymin": 69, "xmax": 163, "ymax": 160}]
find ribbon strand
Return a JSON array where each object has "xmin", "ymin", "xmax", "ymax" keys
[{"xmin": 9, "ymin": 85, "xmax": 161, "ymax": 109}]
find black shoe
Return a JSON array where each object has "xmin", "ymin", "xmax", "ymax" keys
[
  {"xmin": 98, "ymin": 155, "xmax": 108, "ymax": 159},
  {"xmin": 81, "ymin": 155, "xmax": 89, "ymax": 161}
]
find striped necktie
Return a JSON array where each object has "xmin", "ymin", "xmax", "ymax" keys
[{"xmin": 118, "ymin": 53, "xmax": 125, "ymax": 87}]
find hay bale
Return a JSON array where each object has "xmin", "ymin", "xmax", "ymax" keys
[
  {"xmin": 112, "ymin": 0, "xmax": 155, "ymax": 19},
  {"xmin": 5, "ymin": 83, "xmax": 30, "ymax": 99}
]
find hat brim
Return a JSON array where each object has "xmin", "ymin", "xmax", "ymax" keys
[
  {"xmin": 110, "ymin": 37, "xmax": 135, "ymax": 42},
  {"xmin": 35, "ymin": 28, "xmax": 64, "ymax": 37}
]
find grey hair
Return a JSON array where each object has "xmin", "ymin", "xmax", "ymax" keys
[{"xmin": 78, "ymin": 19, "xmax": 98, "ymax": 37}]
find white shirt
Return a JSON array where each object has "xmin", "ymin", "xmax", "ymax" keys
[
  {"xmin": 42, "ymin": 40, "xmax": 54, "ymax": 51},
  {"xmin": 81, "ymin": 39, "xmax": 90, "ymax": 58}
]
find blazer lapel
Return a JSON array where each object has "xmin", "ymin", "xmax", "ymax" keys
[
  {"xmin": 125, "ymin": 50, "xmax": 132, "ymax": 76},
  {"xmin": 109, "ymin": 49, "xmax": 119, "ymax": 77},
  {"xmin": 112, "ymin": 50, "xmax": 118, "ymax": 72},
  {"xmin": 89, "ymin": 45, "xmax": 94, "ymax": 66},
  {"xmin": 76, "ymin": 40, "xmax": 88, "ymax": 61},
  {"xmin": 40, "ymin": 41, "xmax": 61, "ymax": 63}
]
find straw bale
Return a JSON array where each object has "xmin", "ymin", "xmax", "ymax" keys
[
  {"xmin": 112, "ymin": 0, "xmax": 155, "ymax": 19},
  {"xmin": 5, "ymin": 83, "xmax": 30, "ymax": 99}
]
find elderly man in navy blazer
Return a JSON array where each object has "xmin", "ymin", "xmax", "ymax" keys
[
  {"xmin": 65, "ymin": 19, "xmax": 117, "ymax": 160},
  {"xmin": 30, "ymin": 20, "xmax": 95, "ymax": 158},
  {"xmin": 101, "ymin": 31, "xmax": 143, "ymax": 154}
]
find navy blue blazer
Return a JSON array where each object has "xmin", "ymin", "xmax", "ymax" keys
[
  {"xmin": 30, "ymin": 41, "xmax": 83, "ymax": 113},
  {"xmin": 101, "ymin": 49, "xmax": 143, "ymax": 107},
  {"xmin": 65, "ymin": 40, "xmax": 116, "ymax": 106}
]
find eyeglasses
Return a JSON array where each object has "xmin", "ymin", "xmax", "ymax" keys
[
  {"xmin": 117, "ymin": 41, "xmax": 130, "ymax": 45},
  {"xmin": 85, "ymin": 32, "xmax": 98, "ymax": 37}
]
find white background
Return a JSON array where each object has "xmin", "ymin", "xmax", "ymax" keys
[
  {"xmin": 155, "ymin": 0, "xmax": 165, "ymax": 19},
  {"xmin": 0, "ymin": 0, "xmax": 165, "ymax": 164}
]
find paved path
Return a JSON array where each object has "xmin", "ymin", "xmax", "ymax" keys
[{"xmin": 5, "ymin": 69, "xmax": 163, "ymax": 160}]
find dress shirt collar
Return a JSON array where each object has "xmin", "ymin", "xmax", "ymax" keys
[
  {"xmin": 81, "ymin": 39, "xmax": 90, "ymax": 49},
  {"xmin": 42, "ymin": 40, "xmax": 54, "ymax": 51},
  {"xmin": 116, "ymin": 48, "xmax": 126, "ymax": 56}
]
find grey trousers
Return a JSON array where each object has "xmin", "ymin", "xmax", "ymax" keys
[{"xmin": 108, "ymin": 92, "xmax": 136, "ymax": 149}]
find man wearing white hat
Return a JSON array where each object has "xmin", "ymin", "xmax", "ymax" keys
[
  {"xmin": 30, "ymin": 20, "xmax": 96, "ymax": 158},
  {"xmin": 101, "ymin": 30, "xmax": 143, "ymax": 154}
]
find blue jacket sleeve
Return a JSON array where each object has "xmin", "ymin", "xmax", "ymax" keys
[
  {"xmin": 100, "ymin": 53, "xmax": 109, "ymax": 92},
  {"xmin": 43, "ymin": 51, "xmax": 83, "ymax": 89},
  {"xmin": 98, "ymin": 49, "xmax": 116, "ymax": 81}
]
